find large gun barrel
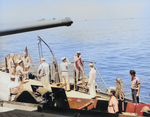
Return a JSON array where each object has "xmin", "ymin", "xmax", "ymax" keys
[{"xmin": 0, "ymin": 17, "xmax": 73, "ymax": 36}]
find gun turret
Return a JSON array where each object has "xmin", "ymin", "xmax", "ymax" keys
[{"xmin": 0, "ymin": 17, "xmax": 73, "ymax": 36}]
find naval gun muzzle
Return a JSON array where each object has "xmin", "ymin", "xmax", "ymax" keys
[{"xmin": 0, "ymin": 17, "xmax": 73, "ymax": 36}]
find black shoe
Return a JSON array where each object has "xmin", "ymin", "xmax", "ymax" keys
[{"xmin": 57, "ymin": 84, "xmax": 60, "ymax": 86}]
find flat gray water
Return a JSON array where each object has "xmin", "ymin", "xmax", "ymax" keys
[{"xmin": 0, "ymin": 18, "xmax": 150, "ymax": 103}]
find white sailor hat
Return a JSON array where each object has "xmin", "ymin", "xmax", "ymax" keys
[
  {"xmin": 10, "ymin": 75, "xmax": 16, "ymax": 81},
  {"xmin": 89, "ymin": 63, "xmax": 94, "ymax": 67},
  {"xmin": 11, "ymin": 75, "xmax": 15, "ymax": 78},
  {"xmin": 61, "ymin": 57, "xmax": 66, "ymax": 61},
  {"xmin": 18, "ymin": 59, "xmax": 22, "ymax": 64},
  {"xmin": 77, "ymin": 51, "xmax": 81, "ymax": 54},
  {"xmin": 41, "ymin": 58, "xmax": 45, "ymax": 61}
]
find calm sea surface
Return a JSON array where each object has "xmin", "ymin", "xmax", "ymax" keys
[{"xmin": 0, "ymin": 18, "xmax": 150, "ymax": 103}]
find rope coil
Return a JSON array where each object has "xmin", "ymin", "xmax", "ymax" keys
[{"xmin": 115, "ymin": 78, "xmax": 125, "ymax": 101}]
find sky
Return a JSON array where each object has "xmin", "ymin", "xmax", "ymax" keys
[{"xmin": 0, "ymin": 0, "xmax": 150, "ymax": 23}]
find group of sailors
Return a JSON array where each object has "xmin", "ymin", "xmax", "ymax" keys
[
  {"xmin": 8, "ymin": 52, "xmax": 31, "ymax": 100},
  {"xmin": 59, "ymin": 51, "xmax": 97, "ymax": 98},
  {"xmin": 37, "ymin": 51, "xmax": 141, "ymax": 106},
  {"xmin": 7, "ymin": 50, "xmax": 141, "ymax": 114},
  {"xmin": 36, "ymin": 51, "xmax": 97, "ymax": 98},
  {"xmin": 8, "ymin": 52, "xmax": 30, "ymax": 80}
]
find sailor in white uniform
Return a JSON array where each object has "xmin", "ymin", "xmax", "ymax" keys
[
  {"xmin": 74, "ymin": 51, "xmax": 84, "ymax": 81},
  {"xmin": 8, "ymin": 60, "xmax": 24, "ymax": 101},
  {"xmin": 22, "ymin": 52, "xmax": 31, "ymax": 79},
  {"xmin": 38, "ymin": 58, "xmax": 51, "ymax": 91},
  {"xmin": 60, "ymin": 57, "xmax": 71, "ymax": 91},
  {"xmin": 8, "ymin": 75, "xmax": 21, "ymax": 101},
  {"xmin": 16, "ymin": 60, "xmax": 24, "ymax": 83},
  {"xmin": 88, "ymin": 63, "xmax": 96, "ymax": 98}
]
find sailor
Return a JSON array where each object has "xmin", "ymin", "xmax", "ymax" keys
[
  {"xmin": 8, "ymin": 54, "xmax": 16, "ymax": 77},
  {"xmin": 88, "ymin": 63, "xmax": 96, "ymax": 98},
  {"xmin": 16, "ymin": 59, "xmax": 24, "ymax": 83},
  {"xmin": 8, "ymin": 75, "xmax": 22, "ymax": 101},
  {"xmin": 108, "ymin": 89, "xmax": 119, "ymax": 113},
  {"xmin": 22, "ymin": 52, "xmax": 31, "ymax": 79},
  {"xmin": 37, "ymin": 58, "xmax": 51, "ymax": 91},
  {"xmin": 130, "ymin": 70, "xmax": 140, "ymax": 103},
  {"xmin": 74, "ymin": 51, "xmax": 84, "ymax": 81},
  {"xmin": 60, "ymin": 57, "xmax": 71, "ymax": 91}
]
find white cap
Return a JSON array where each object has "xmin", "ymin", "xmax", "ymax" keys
[
  {"xmin": 18, "ymin": 59, "xmax": 22, "ymax": 64},
  {"xmin": 89, "ymin": 63, "xmax": 94, "ymax": 67},
  {"xmin": 77, "ymin": 51, "xmax": 81, "ymax": 54},
  {"xmin": 11, "ymin": 75, "xmax": 15, "ymax": 78},
  {"xmin": 61, "ymin": 57, "xmax": 66, "ymax": 61},
  {"xmin": 41, "ymin": 58, "xmax": 45, "ymax": 61}
]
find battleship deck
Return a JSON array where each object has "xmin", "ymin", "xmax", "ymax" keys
[
  {"xmin": 0, "ymin": 70, "xmax": 145, "ymax": 117},
  {"xmin": 0, "ymin": 70, "xmax": 129, "ymax": 103},
  {"xmin": 0, "ymin": 101, "xmax": 140, "ymax": 117}
]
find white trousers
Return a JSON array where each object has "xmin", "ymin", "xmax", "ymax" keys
[
  {"xmin": 89, "ymin": 81, "xmax": 96, "ymax": 98},
  {"xmin": 41, "ymin": 75, "xmax": 51, "ymax": 91},
  {"xmin": 62, "ymin": 72, "xmax": 70, "ymax": 91}
]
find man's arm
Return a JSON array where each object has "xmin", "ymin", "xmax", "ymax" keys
[
  {"xmin": 19, "ymin": 67, "xmax": 26, "ymax": 78},
  {"xmin": 136, "ymin": 78, "xmax": 140, "ymax": 97},
  {"xmin": 19, "ymin": 67, "xmax": 24, "ymax": 74},
  {"xmin": 66, "ymin": 58, "xmax": 71, "ymax": 66},
  {"xmin": 74, "ymin": 55, "xmax": 81, "ymax": 61},
  {"xmin": 136, "ymin": 83, "xmax": 140, "ymax": 97},
  {"xmin": 37, "ymin": 64, "xmax": 42, "ymax": 74}
]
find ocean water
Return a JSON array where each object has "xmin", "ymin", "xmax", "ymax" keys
[{"xmin": 0, "ymin": 18, "xmax": 150, "ymax": 103}]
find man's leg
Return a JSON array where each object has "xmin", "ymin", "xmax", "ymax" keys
[
  {"xmin": 62, "ymin": 75, "xmax": 66, "ymax": 84},
  {"xmin": 132, "ymin": 93, "xmax": 136, "ymax": 103},
  {"xmin": 89, "ymin": 84, "xmax": 91, "ymax": 95},
  {"xmin": 134, "ymin": 90, "xmax": 139, "ymax": 103},
  {"xmin": 44, "ymin": 75, "xmax": 51, "ymax": 91},
  {"xmin": 136, "ymin": 96, "xmax": 139, "ymax": 103},
  {"xmin": 62, "ymin": 76, "xmax": 67, "ymax": 90},
  {"xmin": 132, "ymin": 89, "xmax": 139, "ymax": 103},
  {"xmin": 76, "ymin": 70, "xmax": 80, "ymax": 82},
  {"xmin": 66, "ymin": 73, "xmax": 70, "ymax": 91},
  {"xmin": 41, "ymin": 77, "xmax": 45, "ymax": 88}
]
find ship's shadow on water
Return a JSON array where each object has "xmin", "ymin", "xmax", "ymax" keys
[{"xmin": 0, "ymin": 19, "xmax": 150, "ymax": 103}]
